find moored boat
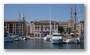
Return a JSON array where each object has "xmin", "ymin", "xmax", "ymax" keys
[
  {"xmin": 50, "ymin": 33, "xmax": 63, "ymax": 44},
  {"xmin": 4, "ymin": 31, "xmax": 15, "ymax": 42}
]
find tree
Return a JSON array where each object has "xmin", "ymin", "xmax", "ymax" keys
[
  {"xmin": 58, "ymin": 26, "xmax": 65, "ymax": 33},
  {"xmin": 66, "ymin": 27, "xmax": 71, "ymax": 34}
]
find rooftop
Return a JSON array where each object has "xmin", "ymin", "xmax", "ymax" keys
[
  {"xmin": 59, "ymin": 22, "xmax": 68, "ymax": 25},
  {"xmin": 4, "ymin": 20, "xmax": 23, "ymax": 22},
  {"xmin": 28, "ymin": 20, "xmax": 59, "ymax": 24}
]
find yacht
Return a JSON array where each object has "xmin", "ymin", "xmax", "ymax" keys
[
  {"xmin": 43, "ymin": 35, "xmax": 52, "ymax": 41},
  {"xmin": 63, "ymin": 33, "xmax": 80, "ymax": 44},
  {"xmin": 50, "ymin": 33, "xmax": 63, "ymax": 44},
  {"xmin": 14, "ymin": 37, "xmax": 26, "ymax": 41},
  {"xmin": 4, "ymin": 31, "xmax": 15, "ymax": 42},
  {"xmin": 63, "ymin": 37, "xmax": 80, "ymax": 44}
]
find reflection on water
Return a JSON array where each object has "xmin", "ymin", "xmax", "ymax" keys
[{"xmin": 4, "ymin": 39, "xmax": 84, "ymax": 49}]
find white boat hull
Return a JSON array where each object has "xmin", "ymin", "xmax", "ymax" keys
[
  {"xmin": 50, "ymin": 33, "xmax": 63, "ymax": 44},
  {"xmin": 14, "ymin": 37, "xmax": 25, "ymax": 41},
  {"xmin": 50, "ymin": 39, "xmax": 63, "ymax": 44},
  {"xmin": 63, "ymin": 37, "xmax": 80, "ymax": 44},
  {"xmin": 69, "ymin": 37, "xmax": 80, "ymax": 43},
  {"xmin": 43, "ymin": 35, "xmax": 52, "ymax": 41}
]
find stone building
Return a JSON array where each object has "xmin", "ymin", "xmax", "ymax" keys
[
  {"xmin": 59, "ymin": 19, "xmax": 79, "ymax": 33},
  {"xmin": 78, "ymin": 20, "xmax": 84, "ymax": 35},
  {"xmin": 4, "ymin": 13, "xmax": 27, "ymax": 36},
  {"xmin": 26, "ymin": 20, "xmax": 59, "ymax": 38}
]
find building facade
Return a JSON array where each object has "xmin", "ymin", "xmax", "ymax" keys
[
  {"xmin": 59, "ymin": 19, "xmax": 80, "ymax": 33},
  {"xmin": 4, "ymin": 13, "xmax": 27, "ymax": 36},
  {"xmin": 26, "ymin": 19, "xmax": 82, "ymax": 38},
  {"xmin": 78, "ymin": 20, "xmax": 84, "ymax": 35},
  {"xmin": 59, "ymin": 21, "xmax": 68, "ymax": 31},
  {"xmin": 27, "ymin": 20, "xmax": 59, "ymax": 38},
  {"xmin": 59, "ymin": 20, "xmax": 75, "ymax": 31}
]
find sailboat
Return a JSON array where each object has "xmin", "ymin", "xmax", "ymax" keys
[
  {"xmin": 43, "ymin": 7, "xmax": 52, "ymax": 41},
  {"xmin": 63, "ymin": 4, "xmax": 81, "ymax": 44},
  {"xmin": 48, "ymin": 7, "xmax": 63, "ymax": 44}
]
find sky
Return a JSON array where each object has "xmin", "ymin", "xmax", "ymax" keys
[{"xmin": 4, "ymin": 4, "xmax": 84, "ymax": 22}]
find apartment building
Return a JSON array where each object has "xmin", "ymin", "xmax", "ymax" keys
[{"xmin": 4, "ymin": 13, "xmax": 27, "ymax": 36}]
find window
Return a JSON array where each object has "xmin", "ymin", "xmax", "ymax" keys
[
  {"xmin": 14, "ymin": 27, "xmax": 15, "ymax": 28},
  {"xmin": 38, "ymin": 34, "xmax": 39, "ymax": 37},
  {"xmin": 14, "ymin": 24, "xmax": 15, "ymax": 26},
  {"xmin": 48, "ymin": 27, "xmax": 50, "ymax": 30},
  {"xmin": 53, "ymin": 35, "xmax": 62, "ymax": 36},
  {"xmin": 38, "ymin": 27, "xmax": 39, "ymax": 30},
  {"xmin": 35, "ymin": 27, "xmax": 39, "ymax": 30},
  {"xmin": 35, "ymin": 34, "xmax": 37, "ymax": 37},
  {"xmin": 7, "ymin": 24, "xmax": 8, "ymax": 26},
  {"xmin": 13, "ymin": 32, "xmax": 15, "ymax": 34},
  {"xmin": 21, "ymin": 24, "xmax": 22, "ymax": 26}
]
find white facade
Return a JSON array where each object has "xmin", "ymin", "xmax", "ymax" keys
[{"xmin": 27, "ymin": 20, "xmax": 59, "ymax": 38}]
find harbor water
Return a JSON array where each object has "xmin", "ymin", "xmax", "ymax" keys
[{"xmin": 4, "ymin": 39, "xmax": 84, "ymax": 49}]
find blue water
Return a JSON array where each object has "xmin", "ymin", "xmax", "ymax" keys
[{"xmin": 4, "ymin": 39, "xmax": 84, "ymax": 49}]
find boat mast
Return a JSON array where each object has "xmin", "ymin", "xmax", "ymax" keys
[
  {"xmin": 74, "ymin": 4, "xmax": 77, "ymax": 31},
  {"xmin": 49, "ymin": 6, "xmax": 52, "ymax": 35},
  {"xmin": 54, "ymin": 21, "xmax": 55, "ymax": 32},
  {"xmin": 70, "ymin": 7, "xmax": 72, "ymax": 28}
]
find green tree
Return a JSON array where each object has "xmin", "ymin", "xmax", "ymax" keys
[
  {"xmin": 66, "ymin": 27, "xmax": 71, "ymax": 34},
  {"xmin": 58, "ymin": 26, "xmax": 65, "ymax": 33}
]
